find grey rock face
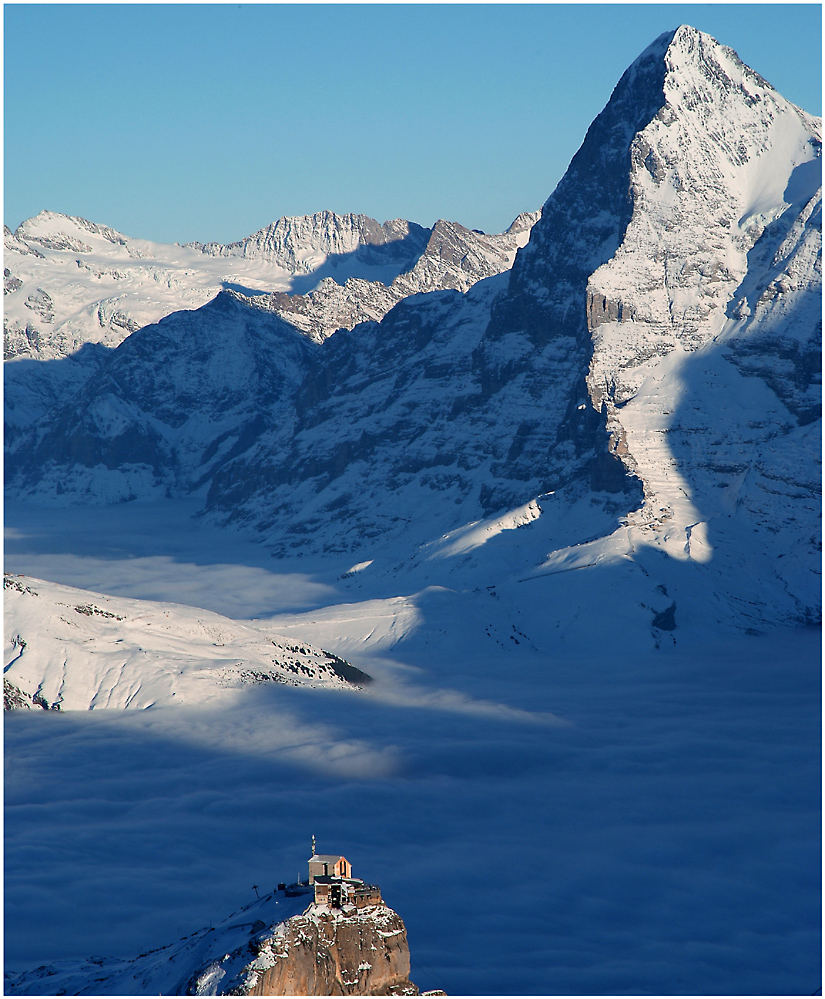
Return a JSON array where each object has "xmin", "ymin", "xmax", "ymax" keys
[
  {"xmin": 4, "ymin": 268, "xmax": 23, "ymax": 295},
  {"xmin": 221, "ymin": 212, "xmax": 538, "ymax": 343},
  {"xmin": 235, "ymin": 904, "xmax": 418, "ymax": 996},
  {"xmin": 24, "ymin": 288, "xmax": 54, "ymax": 323}
]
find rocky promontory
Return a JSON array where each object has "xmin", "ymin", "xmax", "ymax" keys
[
  {"xmin": 4, "ymin": 893, "xmax": 430, "ymax": 996},
  {"xmin": 229, "ymin": 902, "xmax": 419, "ymax": 996}
]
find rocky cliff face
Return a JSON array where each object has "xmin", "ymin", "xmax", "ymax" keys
[{"xmin": 232, "ymin": 903, "xmax": 418, "ymax": 996}]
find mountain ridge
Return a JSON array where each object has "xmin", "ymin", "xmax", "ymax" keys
[
  {"xmin": 4, "ymin": 25, "xmax": 821, "ymax": 637},
  {"xmin": 3, "ymin": 572, "xmax": 372, "ymax": 712},
  {"xmin": 4, "ymin": 206, "xmax": 536, "ymax": 362}
]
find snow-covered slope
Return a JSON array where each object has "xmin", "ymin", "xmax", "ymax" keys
[
  {"xmin": 4, "ymin": 888, "xmax": 311, "ymax": 997},
  {"xmin": 3, "ymin": 573, "xmax": 371, "ymax": 711}
]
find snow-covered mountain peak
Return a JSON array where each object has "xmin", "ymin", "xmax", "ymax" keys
[
  {"xmin": 664, "ymin": 24, "xmax": 789, "ymax": 95},
  {"xmin": 657, "ymin": 25, "xmax": 821, "ymax": 159},
  {"xmin": 582, "ymin": 20, "xmax": 820, "ymax": 411},
  {"xmin": 567, "ymin": 24, "xmax": 822, "ymax": 614},
  {"xmin": 15, "ymin": 209, "xmax": 129, "ymax": 252},
  {"xmin": 4, "ymin": 26, "xmax": 819, "ymax": 634},
  {"xmin": 452, "ymin": 23, "xmax": 820, "ymax": 626}
]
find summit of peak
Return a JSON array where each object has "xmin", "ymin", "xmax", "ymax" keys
[
  {"xmin": 17, "ymin": 209, "xmax": 74, "ymax": 234},
  {"xmin": 618, "ymin": 24, "xmax": 750, "ymax": 87},
  {"xmin": 663, "ymin": 23, "xmax": 746, "ymax": 68},
  {"xmin": 658, "ymin": 24, "xmax": 814, "ymax": 116},
  {"xmin": 670, "ymin": 23, "xmax": 707, "ymax": 44},
  {"xmin": 633, "ymin": 24, "xmax": 730, "ymax": 59},
  {"xmin": 259, "ymin": 210, "xmax": 388, "ymax": 231},
  {"xmin": 15, "ymin": 210, "xmax": 130, "ymax": 249},
  {"xmin": 626, "ymin": 24, "xmax": 767, "ymax": 89},
  {"xmin": 666, "ymin": 22, "xmax": 750, "ymax": 56}
]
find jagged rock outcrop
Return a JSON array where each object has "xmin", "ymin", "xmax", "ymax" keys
[
  {"xmin": 187, "ymin": 212, "xmax": 428, "ymax": 274},
  {"xmin": 232, "ymin": 904, "xmax": 418, "ymax": 996}
]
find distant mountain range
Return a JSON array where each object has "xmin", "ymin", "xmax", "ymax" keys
[
  {"xmin": 5, "ymin": 207, "xmax": 537, "ymax": 360},
  {"xmin": 4, "ymin": 205, "xmax": 536, "ymax": 444},
  {"xmin": 5, "ymin": 25, "xmax": 821, "ymax": 639}
]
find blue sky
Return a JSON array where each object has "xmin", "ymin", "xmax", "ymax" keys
[{"xmin": 4, "ymin": 4, "xmax": 821, "ymax": 242}]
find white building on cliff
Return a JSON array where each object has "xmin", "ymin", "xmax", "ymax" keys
[{"xmin": 307, "ymin": 840, "xmax": 382, "ymax": 908}]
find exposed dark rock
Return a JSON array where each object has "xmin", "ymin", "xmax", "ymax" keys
[{"xmin": 652, "ymin": 602, "xmax": 677, "ymax": 630}]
